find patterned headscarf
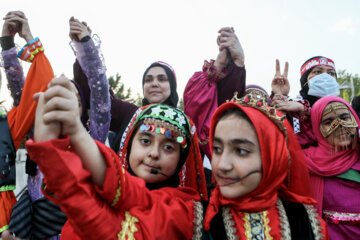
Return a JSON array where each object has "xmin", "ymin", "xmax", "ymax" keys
[{"xmin": 118, "ymin": 104, "xmax": 208, "ymax": 200}]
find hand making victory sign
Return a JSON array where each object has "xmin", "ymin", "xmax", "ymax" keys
[{"xmin": 271, "ymin": 59, "xmax": 289, "ymax": 96}]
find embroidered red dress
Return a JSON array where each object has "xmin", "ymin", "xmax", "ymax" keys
[
  {"xmin": 27, "ymin": 105, "xmax": 208, "ymax": 240},
  {"xmin": 203, "ymin": 100, "xmax": 329, "ymax": 239}
]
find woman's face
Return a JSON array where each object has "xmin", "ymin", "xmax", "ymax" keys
[
  {"xmin": 211, "ymin": 114, "xmax": 262, "ymax": 199},
  {"xmin": 143, "ymin": 67, "xmax": 171, "ymax": 104},
  {"xmin": 129, "ymin": 127, "xmax": 181, "ymax": 183},
  {"xmin": 321, "ymin": 102, "xmax": 357, "ymax": 148},
  {"xmin": 307, "ymin": 66, "xmax": 336, "ymax": 87}
]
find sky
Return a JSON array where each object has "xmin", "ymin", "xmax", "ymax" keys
[{"xmin": 0, "ymin": 0, "xmax": 359, "ymax": 109}]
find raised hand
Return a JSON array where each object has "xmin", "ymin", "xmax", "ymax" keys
[
  {"xmin": 69, "ymin": 16, "xmax": 91, "ymax": 41},
  {"xmin": 214, "ymin": 35, "xmax": 230, "ymax": 71},
  {"xmin": 2, "ymin": 11, "xmax": 33, "ymax": 42},
  {"xmin": 33, "ymin": 91, "xmax": 61, "ymax": 143},
  {"xmin": 41, "ymin": 75, "xmax": 84, "ymax": 138},
  {"xmin": 271, "ymin": 59, "xmax": 290, "ymax": 96},
  {"xmin": 217, "ymin": 27, "xmax": 244, "ymax": 67},
  {"xmin": 2, "ymin": 12, "xmax": 19, "ymax": 37}
]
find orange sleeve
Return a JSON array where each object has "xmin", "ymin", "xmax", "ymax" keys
[{"xmin": 7, "ymin": 41, "xmax": 54, "ymax": 150}]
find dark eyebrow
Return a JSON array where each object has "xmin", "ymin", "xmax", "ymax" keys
[
  {"xmin": 164, "ymin": 138, "xmax": 177, "ymax": 144},
  {"xmin": 339, "ymin": 112, "xmax": 350, "ymax": 118},
  {"xmin": 139, "ymin": 131, "xmax": 154, "ymax": 138},
  {"xmin": 213, "ymin": 137, "xmax": 255, "ymax": 146},
  {"xmin": 213, "ymin": 137, "xmax": 223, "ymax": 144},
  {"xmin": 321, "ymin": 116, "xmax": 335, "ymax": 123},
  {"xmin": 231, "ymin": 138, "xmax": 255, "ymax": 146}
]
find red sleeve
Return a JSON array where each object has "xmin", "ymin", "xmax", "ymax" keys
[
  {"xmin": 26, "ymin": 138, "xmax": 203, "ymax": 240},
  {"xmin": 7, "ymin": 44, "xmax": 54, "ymax": 150},
  {"xmin": 26, "ymin": 137, "xmax": 122, "ymax": 239}
]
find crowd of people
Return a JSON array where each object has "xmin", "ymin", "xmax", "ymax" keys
[{"xmin": 0, "ymin": 10, "xmax": 359, "ymax": 240}]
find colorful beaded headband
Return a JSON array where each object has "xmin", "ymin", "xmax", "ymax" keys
[
  {"xmin": 135, "ymin": 105, "xmax": 191, "ymax": 148},
  {"xmin": 140, "ymin": 118, "xmax": 187, "ymax": 148}
]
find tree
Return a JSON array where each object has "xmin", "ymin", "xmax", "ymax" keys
[
  {"xmin": 108, "ymin": 74, "xmax": 142, "ymax": 106},
  {"xmin": 178, "ymin": 98, "xmax": 184, "ymax": 111},
  {"xmin": 336, "ymin": 69, "xmax": 360, "ymax": 103}
]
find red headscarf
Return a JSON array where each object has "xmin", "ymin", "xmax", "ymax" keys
[
  {"xmin": 303, "ymin": 96, "xmax": 360, "ymax": 214},
  {"xmin": 118, "ymin": 104, "xmax": 208, "ymax": 201},
  {"xmin": 204, "ymin": 101, "xmax": 316, "ymax": 229}
]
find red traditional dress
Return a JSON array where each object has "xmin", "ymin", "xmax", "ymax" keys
[
  {"xmin": 27, "ymin": 104, "xmax": 208, "ymax": 240},
  {"xmin": 203, "ymin": 97, "xmax": 329, "ymax": 239}
]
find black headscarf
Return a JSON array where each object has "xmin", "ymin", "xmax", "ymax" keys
[{"xmin": 141, "ymin": 61, "xmax": 178, "ymax": 107}]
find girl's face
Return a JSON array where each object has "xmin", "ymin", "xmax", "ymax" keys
[
  {"xmin": 143, "ymin": 67, "xmax": 171, "ymax": 104},
  {"xmin": 212, "ymin": 114, "xmax": 262, "ymax": 199},
  {"xmin": 320, "ymin": 102, "xmax": 357, "ymax": 148},
  {"xmin": 129, "ymin": 128, "xmax": 181, "ymax": 183}
]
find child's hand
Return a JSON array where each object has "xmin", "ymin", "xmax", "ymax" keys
[
  {"xmin": 33, "ymin": 92, "xmax": 61, "ymax": 142},
  {"xmin": 42, "ymin": 75, "xmax": 84, "ymax": 139}
]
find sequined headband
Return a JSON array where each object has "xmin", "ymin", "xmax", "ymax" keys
[
  {"xmin": 134, "ymin": 105, "xmax": 192, "ymax": 148},
  {"xmin": 140, "ymin": 118, "xmax": 187, "ymax": 148}
]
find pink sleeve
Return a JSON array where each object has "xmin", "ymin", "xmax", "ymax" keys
[{"xmin": 184, "ymin": 60, "xmax": 226, "ymax": 157}]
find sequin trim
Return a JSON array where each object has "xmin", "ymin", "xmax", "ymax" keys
[
  {"xmin": 111, "ymin": 151, "xmax": 124, "ymax": 207},
  {"xmin": 242, "ymin": 211, "xmax": 272, "ymax": 240},
  {"xmin": 0, "ymin": 185, "xmax": 15, "ymax": 192},
  {"xmin": 323, "ymin": 210, "xmax": 360, "ymax": 224},
  {"xmin": 262, "ymin": 211, "xmax": 272, "ymax": 240},
  {"xmin": 276, "ymin": 199, "xmax": 291, "ymax": 240},
  {"xmin": 222, "ymin": 207, "xmax": 239, "ymax": 240},
  {"xmin": 0, "ymin": 224, "xmax": 9, "ymax": 232},
  {"xmin": 118, "ymin": 211, "xmax": 139, "ymax": 240},
  {"xmin": 192, "ymin": 201, "xmax": 203, "ymax": 240},
  {"xmin": 198, "ymin": 137, "xmax": 209, "ymax": 146},
  {"xmin": 203, "ymin": 60, "xmax": 226, "ymax": 81},
  {"xmin": 304, "ymin": 204, "xmax": 324, "ymax": 240},
  {"xmin": 17, "ymin": 38, "xmax": 44, "ymax": 62}
]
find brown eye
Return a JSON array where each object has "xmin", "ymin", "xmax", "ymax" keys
[
  {"xmin": 144, "ymin": 77, "xmax": 152, "ymax": 83},
  {"xmin": 322, "ymin": 120, "xmax": 332, "ymax": 126},
  {"xmin": 328, "ymin": 71, "xmax": 336, "ymax": 77},
  {"xmin": 158, "ymin": 75, "xmax": 168, "ymax": 82}
]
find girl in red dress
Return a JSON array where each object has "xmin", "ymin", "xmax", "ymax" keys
[{"xmin": 26, "ymin": 78, "xmax": 207, "ymax": 240}]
